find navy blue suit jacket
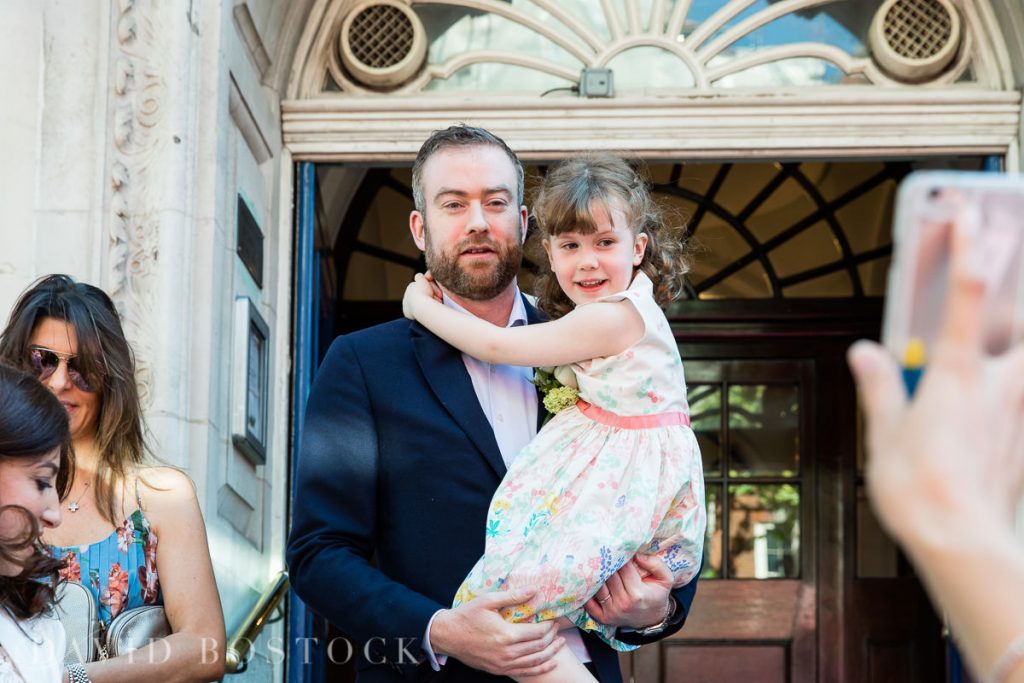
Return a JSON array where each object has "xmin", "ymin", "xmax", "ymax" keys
[{"xmin": 286, "ymin": 301, "xmax": 699, "ymax": 682}]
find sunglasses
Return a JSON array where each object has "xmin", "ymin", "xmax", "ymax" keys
[{"xmin": 28, "ymin": 347, "xmax": 97, "ymax": 393}]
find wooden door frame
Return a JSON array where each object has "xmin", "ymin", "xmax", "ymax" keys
[{"xmin": 667, "ymin": 299, "xmax": 887, "ymax": 683}]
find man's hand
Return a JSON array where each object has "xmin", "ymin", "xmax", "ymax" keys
[
  {"xmin": 585, "ymin": 554, "xmax": 674, "ymax": 629},
  {"xmin": 430, "ymin": 590, "xmax": 565, "ymax": 677}
]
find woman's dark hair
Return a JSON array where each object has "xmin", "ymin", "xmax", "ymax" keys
[
  {"xmin": 0, "ymin": 363, "xmax": 72, "ymax": 619},
  {"xmin": 0, "ymin": 274, "xmax": 148, "ymax": 525},
  {"xmin": 532, "ymin": 154, "xmax": 691, "ymax": 319}
]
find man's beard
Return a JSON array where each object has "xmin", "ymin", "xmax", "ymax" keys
[{"xmin": 424, "ymin": 228, "xmax": 522, "ymax": 302}]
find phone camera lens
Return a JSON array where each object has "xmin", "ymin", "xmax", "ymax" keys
[{"xmin": 928, "ymin": 187, "xmax": 942, "ymax": 199}]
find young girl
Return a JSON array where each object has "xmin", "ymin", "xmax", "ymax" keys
[{"xmin": 403, "ymin": 154, "xmax": 706, "ymax": 682}]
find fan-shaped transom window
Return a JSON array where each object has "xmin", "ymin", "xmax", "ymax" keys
[{"xmin": 313, "ymin": 0, "xmax": 989, "ymax": 96}]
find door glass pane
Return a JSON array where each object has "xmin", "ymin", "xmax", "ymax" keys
[
  {"xmin": 728, "ymin": 384, "xmax": 799, "ymax": 477},
  {"xmin": 701, "ymin": 484, "xmax": 723, "ymax": 579},
  {"xmin": 420, "ymin": 4, "xmax": 587, "ymax": 67},
  {"xmin": 606, "ymin": 46, "xmax": 696, "ymax": 89},
  {"xmin": 728, "ymin": 484, "xmax": 800, "ymax": 578},
  {"xmin": 556, "ymin": 0, "xmax": 613, "ymax": 42},
  {"xmin": 702, "ymin": 0, "xmax": 878, "ymax": 82},
  {"xmin": 856, "ymin": 484, "xmax": 901, "ymax": 578},
  {"xmin": 687, "ymin": 383, "xmax": 722, "ymax": 475},
  {"xmin": 856, "ymin": 406, "xmax": 867, "ymax": 473}
]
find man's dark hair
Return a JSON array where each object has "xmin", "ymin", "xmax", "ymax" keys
[{"xmin": 411, "ymin": 125, "xmax": 524, "ymax": 213}]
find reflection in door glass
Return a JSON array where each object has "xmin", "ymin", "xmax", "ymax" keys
[
  {"xmin": 700, "ymin": 485, "xmax": 722, "ymax": 579},
  {"xmin": 687, "ymin": 384, "xmax": 722, "ymax": 475},
  {"xmin": 728, "ymin": 385, "xmax": 799, "ymax": 477},
  {"xmin": 728, "ymin": 484, "xmax": 800, "ymax": 578}
]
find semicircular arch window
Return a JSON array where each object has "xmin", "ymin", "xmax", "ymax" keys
[{"xmin": 318, "ymin": 0, "xmax": 989, "ymax": 95}]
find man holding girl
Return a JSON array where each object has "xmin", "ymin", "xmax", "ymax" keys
[{"xmin": 287, "ymin": 125, "xmax": 700, "ymax": 681}]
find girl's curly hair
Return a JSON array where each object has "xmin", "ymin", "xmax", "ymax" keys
[{"xmin": 532, "ymin": 155, "xmax": 691, "ymax": 319}]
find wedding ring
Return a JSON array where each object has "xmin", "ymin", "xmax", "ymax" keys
[{"xmin": 597, "ymin": 595, "xmax": 611, "ymax": 605}]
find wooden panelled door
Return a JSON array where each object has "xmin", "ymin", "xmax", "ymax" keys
[
  {"xmin": 649, "ymin": 358, "xmax": 816, "ymax": 683},
  {"xmin": 619, "ymin": 339, "xmax": 944, "ymax": 683}
]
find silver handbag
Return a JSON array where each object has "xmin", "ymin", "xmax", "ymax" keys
[
  {"xmin": 56, "ymin": 580, "xmax": 98, "ymax": 664},
  {"xmin": 105, "ymin": 604, "xmax": 171, "ymax": 658},
  {"xmin": 56, "ymin": 581, "xmax": 170, "ymax": 664}
]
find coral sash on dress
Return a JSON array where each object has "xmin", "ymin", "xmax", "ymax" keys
[{"xmin": 575, "ymin": 399, "xmax": 690, "ymax": 429}]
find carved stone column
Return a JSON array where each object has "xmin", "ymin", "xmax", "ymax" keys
[{"xmin": 102, "ymin": 0, "xmax": 199, "ymax": 465}]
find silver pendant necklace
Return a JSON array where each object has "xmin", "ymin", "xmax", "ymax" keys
[{"xmin": 67, "ymin": 482, "xmax": 90, "ymax": 513}]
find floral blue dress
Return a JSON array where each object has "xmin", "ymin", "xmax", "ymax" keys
[{"xmin": 55, "ymin": 499, "xmax": 162, "ymax": 628}]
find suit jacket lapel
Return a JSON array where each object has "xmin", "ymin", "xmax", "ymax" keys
[
  {"xmin": 523, "ymin": 295, "xmax": 545, "ymax": 326},
  {"xmin": 410, "ymin": 321, "xmax": 507, "ymax": 479}
]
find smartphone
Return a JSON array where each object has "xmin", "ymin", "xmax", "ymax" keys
[{"xmin": 882, "ymin": 171, "xmax": 1024, "ymax": 387}]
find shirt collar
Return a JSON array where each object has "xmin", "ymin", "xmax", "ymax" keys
[{"xmin": 442, "ymin": 286, "xmax": 528, "ymax": 329}]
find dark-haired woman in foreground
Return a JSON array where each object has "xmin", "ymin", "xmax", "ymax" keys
[
  {"xmin": 0, "ymin": 275, "xmax": 225, "ymax": 683},
  {"xmin": 0, "ymin": 363, "xmax": 72, "ymax": 681}
]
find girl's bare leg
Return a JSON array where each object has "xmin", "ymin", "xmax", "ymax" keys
[{"xmin": 513, "ymin": 645, "xmax": 597, "ymax": 683}]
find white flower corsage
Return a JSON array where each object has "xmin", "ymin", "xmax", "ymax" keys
[{"xmin": 532, "ymin": 365, "xmax": 579, "ymax": 416}]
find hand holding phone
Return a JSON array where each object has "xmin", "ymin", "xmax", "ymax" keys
[
  {"xmin": 883, "ymin": 172, "xmax": 1024, "ymax": 388},
  {"xmin": 853, "ymin": 173, "xmax": 1024, "ymax": 683}
]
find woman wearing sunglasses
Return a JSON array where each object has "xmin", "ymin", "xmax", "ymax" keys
[
  {"xmin": 0, "ymin": 363, "xmax": 72, "ymax": 681},
  {"xmin": 0, "ymin": 275, "xmax": 225, "ymax": 683}
]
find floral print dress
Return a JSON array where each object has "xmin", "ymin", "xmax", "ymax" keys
[
  {"xmin": 453, "ymin": 272, "xmax": 706, "ymax": 651},
  {"xmin": 55, "ymin": 504, "xmax": 162, "ymax": 629}
]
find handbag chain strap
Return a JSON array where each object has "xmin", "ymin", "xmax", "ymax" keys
[{"xmin": 97, "ymin": 618, "xmax": 109, "ymax": 660}]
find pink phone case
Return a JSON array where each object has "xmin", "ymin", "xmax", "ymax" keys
[{"xmin": 883, "ymin": 172, "xmax": 1024, "ymax": 364}]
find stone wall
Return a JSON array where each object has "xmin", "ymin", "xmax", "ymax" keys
[{"xmin": 0, "ymin": 1, "xmax": 295, "ymax": 678}]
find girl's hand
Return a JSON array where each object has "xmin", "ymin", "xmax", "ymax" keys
[
  {"xmin": 402, "ymin": 272, "xmax": 441, "ymax": 320},
  {"xmin": 423, "ymin": 271, "xmax": 443, "ymax": 302}
]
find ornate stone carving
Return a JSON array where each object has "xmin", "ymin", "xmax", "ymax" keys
[{"xmin": 105, "ymin": 0, "xmax": 167, "ymax": 408}]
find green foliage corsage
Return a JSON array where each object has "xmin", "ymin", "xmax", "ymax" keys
[{"xmin": 532, "ymin": 365, "xmax": 580, "ymax": 417}]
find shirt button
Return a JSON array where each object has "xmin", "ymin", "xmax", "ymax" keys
[{"xmin": 497, "ymin": 414, "xmax": 504, "ymax": 422}]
